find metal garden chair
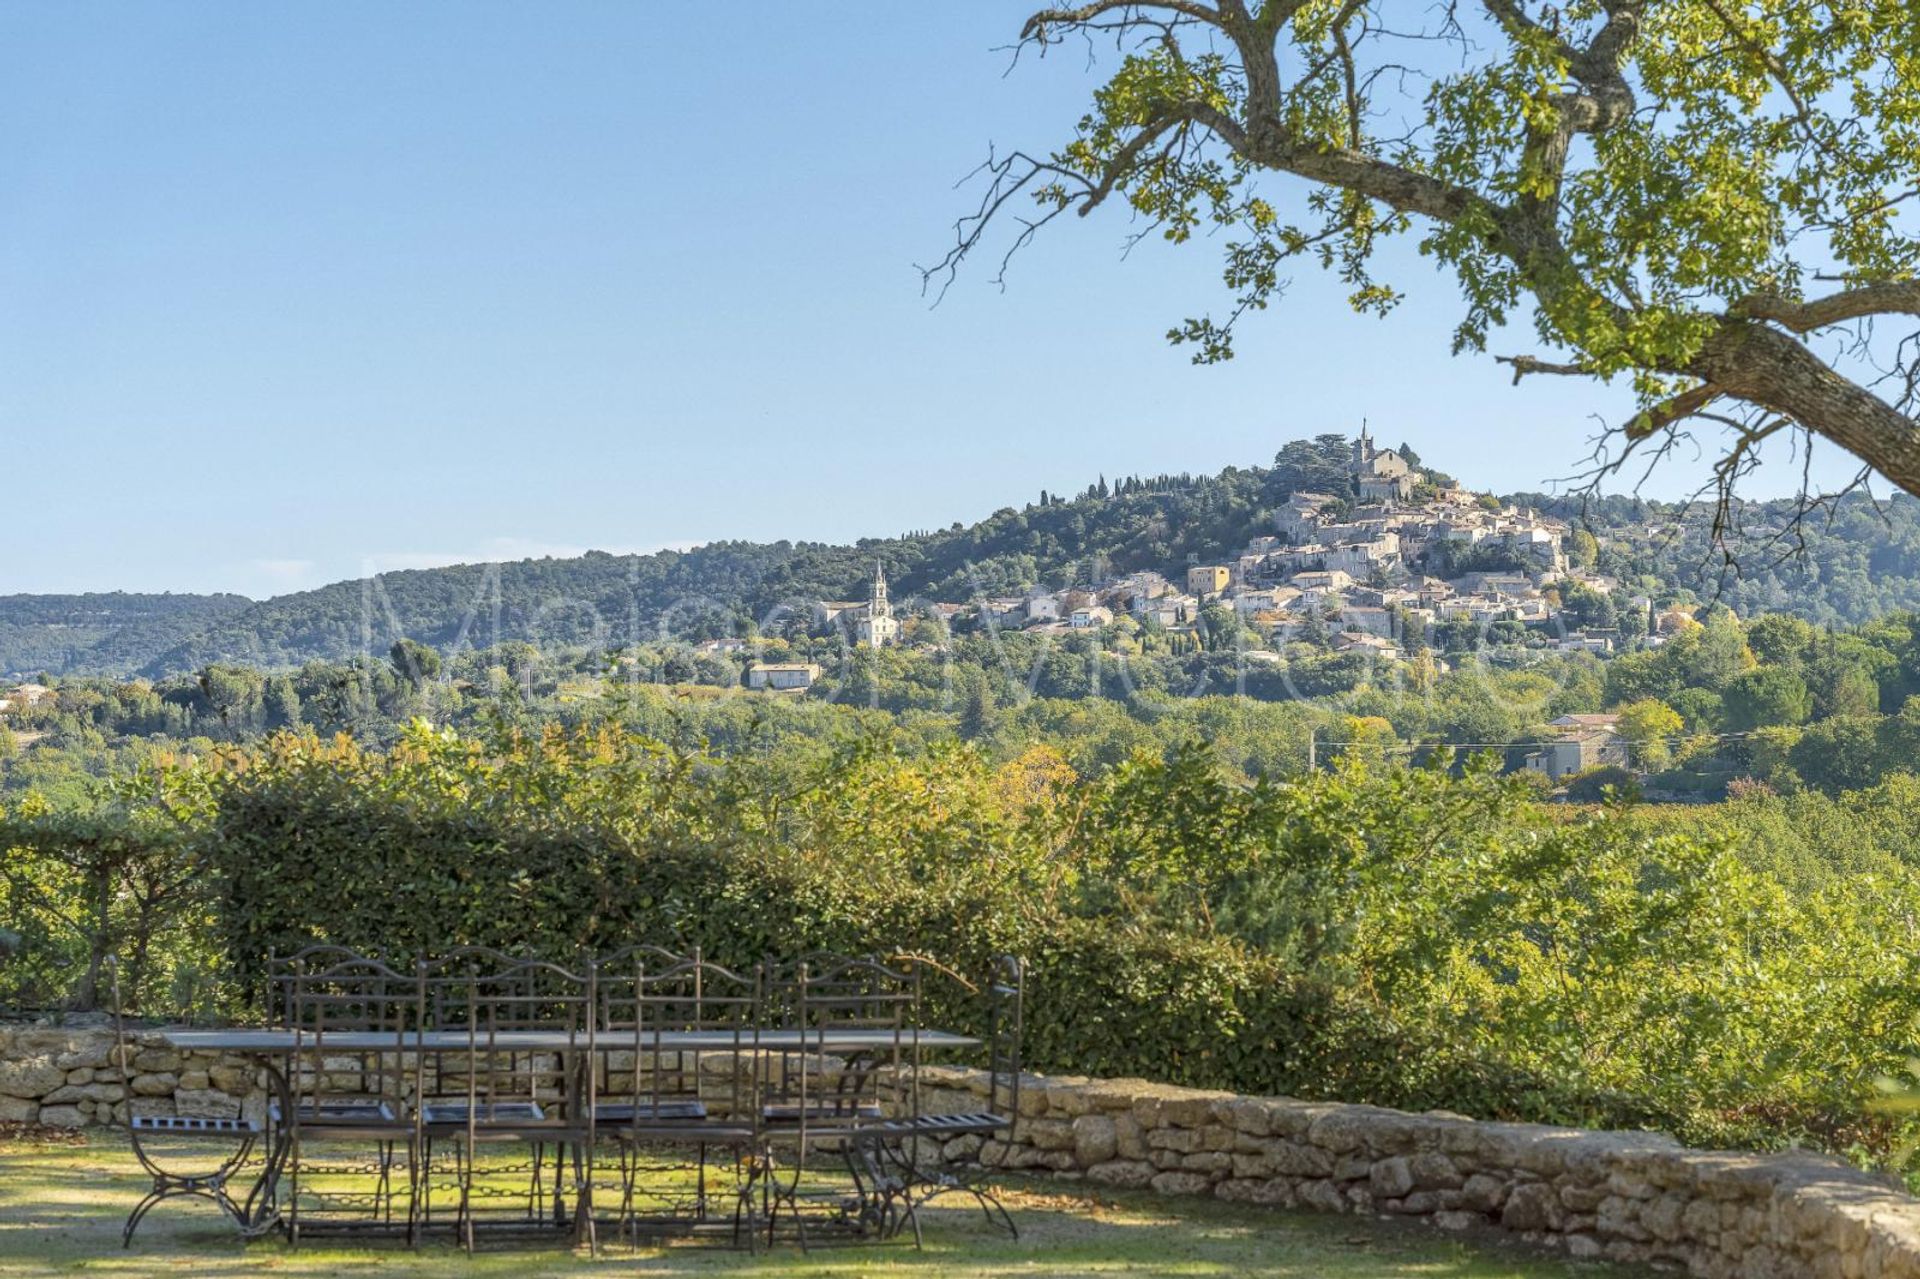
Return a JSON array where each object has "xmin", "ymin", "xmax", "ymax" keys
[
  {"xmin": 280, "ymin": 950, "xmax": 420, "ymax": 1246},
  {"xmin": 416, "ymin": 949, "xmax": 597, "ymax": 1253},
  {"xmin": 594, "ymin": 947, "xmax": 767, "ymax": 1247},
  {"xmin": 757, "ymin": 954, "xmax": 923, "ymax": 1247}
]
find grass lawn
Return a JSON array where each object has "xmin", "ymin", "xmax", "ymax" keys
[{"xmin": 0, "ymin": 1134, "xmax": 1651, "ymax": 1278}]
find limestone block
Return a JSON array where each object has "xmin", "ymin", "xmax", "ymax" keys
[
  {"xmin": 1072, "ymin": 1114, "xmax": 1118, "ymax": 1166},
  {"xmin": 1560, "ymin": 1181, "xmax": 1608, "ymax": 1211},
  {"xmin": 37, "ymin": 1104, "xmax": 85, "ymax": 1128},
  {"xmin": 1248, "ymin": 1177, "xmax": 1298, "ymax": 1207},
  {"xmin": 1214, "ymin": 1178, "xmax": 1258, "ymax": 1203},
  {"xmin": 40, "ymin": 1082, "xmax": 124, "ymax": 1105},
  {"xmin": 1333, "ymin": 1153, "xmax": 1373, "ymax": 1182},
  {"xmin": 1409, "ymin": 1151, "xmax": 1464, "ymax": 1190},
  {"xmin": 942, "ymin": 1134, "xmax": 985, "ymax": 1163},
  {"xmin": 1597, "ymin": 1195, "xmax": 1651, "ymax": 1242},
  {"xmin": 1086, "ymin": 1159, "xmax": 1156, "ymax": 1189},
  {"xmin": 174, "ymin": 1089, "xmax": 241, "ymax": 1120},
  {"xmin": 1149, "ymin": 1171, "xmax": 1212, "ymax": 1196},
  {"xmin": 208, "ymin": 1065, "xmax": 253, "ymax": 1095},
  {"xmin": 1045, "ymin": 1082, "xmax": 1096, "ymax": 1117},
  {"xmin": 1024, "ymin": 1118, "xmax": 1075, "ymax": 1152},
  {"xmin": 1307, "ymin": 1105, "xmax": 1407, "ymax": 1154},
  {"xmin": 0, "ymin": 1057, "xmax": 65, "ymax": 1098},
  {"xmin": 55, "ymin": 1041, "xmax": 111, "ymax": 1071},
  {"xmin": 130, "ymin": 1072, "xmax": 178, "ymax": 1097},
  {"xmin": 1502, "ymin": 1181, "xmax": 1565, "ymax": 1233},
  {"xmin": 131, "ymin": 1049, "xmax": 181, "ymax": 1073},
  {"xmin": 178, "ymin": 1070, "xmax": 210, "ymax": 1092},
  {"xmin": 1462, "ymin": 1173, "xmax": 1509, "ymax": 1213},
  {"xmin": 1132, "ymin": 1086, "xmax": 1234, "ymax": 1130},
  {"xmin": 1371, "ymin": 1156, "xmax": 1416, "ymax": 1199},
  {"xmin": 1396, "ymin": 1190, "xmax": 1449, "ymax": 1215},
  {"xmin": 1114, "ymin": 1113, "xmax": 1148, "ymax": 1160},
  {"xmin": 0, "ymin": 1097, "xmax": 38, "ymax": 1124},
  {"xmin": 1221, "ymin": 1097, "xmax": 1273, "ymax": 1137},
  {"xmin": 1147, "ymin": 1126, "xmax": 1204, "ymax": 1153},
  {"xmin": 1297, "ymin": 1178, "xmax": 1348, "ymax": 1214},
  {"xmin": 1267, "ymin": 1141, "xmax": 1334, "ymax": 1178},
  {"xmin": 1231, "ymin": 1151, "xmax": 1273, "ymax": 1180}
]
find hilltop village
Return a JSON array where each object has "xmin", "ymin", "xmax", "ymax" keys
[{"xmin": 777, "ymin": 429, "xmax": 1649, "ymax": 670}]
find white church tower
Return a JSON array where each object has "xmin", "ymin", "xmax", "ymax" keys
[{"xmin": 856, "ymin": 560, "xmax": 900, "ymax": 649}]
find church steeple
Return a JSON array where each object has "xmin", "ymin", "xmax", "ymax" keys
[{"xmin": 857, "ymin": 559, "xmax": 900, "ymax": 649}]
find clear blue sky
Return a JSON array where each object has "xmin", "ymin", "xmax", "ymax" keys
[{"xmin": 0, "ymin": 3, "xmax": 1861, "ymax": 598}]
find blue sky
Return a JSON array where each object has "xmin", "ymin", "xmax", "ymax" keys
[{"xmin": 0, "ymin": 3, "xmax": 1864, "ymax": 597}]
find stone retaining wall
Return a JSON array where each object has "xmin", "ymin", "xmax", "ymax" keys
[
  {"xmin": 0, "ymin": 1024, "xmax": 266, "ymax": 1130},
  {"xmin": 7, "ymin": 1024, "xmax": 1919, "ymax": 1277},
  {"xmin": 914, "ymin": 1065, "xmax": 1920, "ymax": 1279}
]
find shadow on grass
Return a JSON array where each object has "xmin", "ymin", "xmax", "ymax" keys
[{"xmin": 0, "ymin": 1134, "xmax": 1648, "ymax": 1278}]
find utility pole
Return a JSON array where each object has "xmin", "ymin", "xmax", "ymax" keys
[{"xmin": 1307, "ymin": 728, "xmax": 1316, "ymax": 772}]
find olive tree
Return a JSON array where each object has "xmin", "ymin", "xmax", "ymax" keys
[{"xmin": 931, "ymin": 1, "xmax": 1920, "ymax": 508}]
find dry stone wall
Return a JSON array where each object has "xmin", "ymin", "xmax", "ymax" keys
[
  {"xmin": 913, "ymin": 1065, "xmax": 1920, "ymax": 1279},
  {"xmin": 0, "ymin": 1023, "xmax": 266, "ymax": 1130}
]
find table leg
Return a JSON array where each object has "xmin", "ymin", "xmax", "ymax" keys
[{"xmin": 240, "ymin": 1061, "xmax": 294, "ymax": 1237}]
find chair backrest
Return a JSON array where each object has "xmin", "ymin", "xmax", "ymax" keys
[
  {"xmin": 266, "ymin": 944, "xmax": 386, "ymax": 1026},
  {"xmin": 600, "ymin": 952, "xmax": 762, "ymax": 1122},
  {"xmin": 985, "ymin": 955, "xmax": 1024, "ymax": 1125},
  {"xmin": 417, "ymin": 950, "xmax": 593, "ymax": 1125},
  {"xmin": 285, "ymin": 952, "xmax": 410, "ymax": 1034},
  {"xmin": 766, "ymin": 955, "xmax": 922, "ymax": 1130},
  {"xmin": 286, "ymin": 953, "xmax": 417, "ymax": 1128}
]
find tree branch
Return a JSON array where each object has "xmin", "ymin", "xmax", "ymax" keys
[{"xmin": 1732, "ymin": 283, "xmax": 1920, "ymax": 334}]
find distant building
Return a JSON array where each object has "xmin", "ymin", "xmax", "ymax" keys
[
  {"xmin": 1523, "ymin": 730, "xmax": 1629, "ymax": 781},
  {"xmin": 1524, "ymin": 718, "xmax": 1629, "ymax": 780},
  {"xmin": 981, "ymin": 597, "xmax": 1028, "ymax": 627},
  {"xmin": 1278, "ymin": 492, "xmax": 1342, "ymax": 540},
  {"xmin": 1339, "ymin": 605, "xmax": 1394, "ymax": 637},
  {"xmin": 1069, "ymin": 605, "xmax": 1114, "ymax": 629},
  {"xmin": 1351, "ymin": 425, "xmax": 1417, "ymax": 501},
  {"xmin": 7, "ymin": 683, "xmax": 52, "ymax": 706},
  {"xmin": 855, "ymin": 561, "xmax": 900, "ymax": 649},
  {"xmin": 747, "ymin": 663, "xmax": 821, "ymax": 691},
  {"xmin": 1290, "ymin": 569, "xmax": 1354, "ymax": 593},
  {"xmin": 1186, "ymin": 565, "xmax": 1231, "ymax": 596},
  {"xmin": 1026, "ymin": 591, "xmax": 1062, "ymax": 623}
]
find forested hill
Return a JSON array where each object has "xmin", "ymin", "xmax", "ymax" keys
[
  {"xmin": 0, "ymin": 592, "xmax": 251, "ymax": 679},
  {"xmin": 7, "ymin": 435, "xmax": 1920, "ymax": 678},
  {"xmin": 1517, "ymin": 491, "xmax": 1920, "ymax": 623}
]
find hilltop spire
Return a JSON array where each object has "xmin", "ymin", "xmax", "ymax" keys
[{"xmin": 871, "ymin": 559, "xmax": 890, "ymax": 619}]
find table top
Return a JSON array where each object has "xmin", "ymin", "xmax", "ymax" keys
[{"xmin": 154, "ymin": 1027, "xmax": 980, "ymax": 1053}]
